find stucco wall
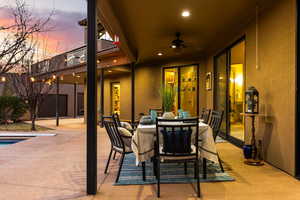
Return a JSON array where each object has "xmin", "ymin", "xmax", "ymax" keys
[
  {"xmin": 48, "ymin": 83, "xmax": 84, "ymax": 117},
  {"xmin": 103, "ymin": 74, "xmax": 132, "ymax": 121},
  {"xmin": 135, "ymin": 61, "xmax": 207, "ymax": 120},
  {"xmin": 204, "ymin": 0, "xmax": 296, "ymax": 175}
]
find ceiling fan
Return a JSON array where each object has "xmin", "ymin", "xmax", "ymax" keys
[{"xmin": 170, "ymin": 32, "xmax": 186, "ymax": 49}]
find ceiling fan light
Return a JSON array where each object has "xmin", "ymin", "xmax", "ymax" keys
[{"xmin": 171, "ymin": 44, "xmax": 177, "ymax": 49}]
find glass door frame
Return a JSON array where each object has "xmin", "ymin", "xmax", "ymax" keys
[
  {"xmin": 213, "ymin": 36, "xmax": 246, "ymax": 148},
  {"xmin": 162, "ymin": 64, "xmax": 200, "ymax": 116}
]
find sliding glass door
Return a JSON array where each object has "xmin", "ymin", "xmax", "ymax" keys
[
  {"xmin": 214, "ymin": 52, "xmax": 228, "ymax": 134},
  {"xmin": 214, "ymin": 39, "xmax": 245, "ymax": 144},
  {"xmin": 163, "ymin": 65, "xmax": 199, "ymax": 116}
]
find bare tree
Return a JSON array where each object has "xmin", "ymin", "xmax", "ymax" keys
[
  {"xmin": 0, "ymin": 0, "xmax": 52, "ymax": 75},
  {"xmin": 8, "ymin": 47, "xmax": 62, "ymax": 131}
]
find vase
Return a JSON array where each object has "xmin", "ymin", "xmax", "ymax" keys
[
  {"xmin": 243, "ymin": 145, "xmax": 253, "ymax": 159},
  {"xmin": 162, "ymin": 112, "xmax": 175, "ymax": 119}
]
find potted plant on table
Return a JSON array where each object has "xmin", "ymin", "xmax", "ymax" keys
[{"xmin": 161, "ymin": 86, "xmax": 176, "ymax": 119}]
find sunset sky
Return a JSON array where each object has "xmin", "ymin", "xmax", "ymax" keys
[{"xmin": 0, "ymin": 0, "xmax": 87, "ymax": 55}]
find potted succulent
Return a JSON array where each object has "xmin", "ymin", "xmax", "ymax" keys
[{"xmin": 161, "ymin": 86, "xmax": 176, "ymax": 119}]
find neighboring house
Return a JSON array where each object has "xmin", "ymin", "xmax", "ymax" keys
[{"xmin": 0, "ymin": 74, "xmax": 84, "ymax": 119}]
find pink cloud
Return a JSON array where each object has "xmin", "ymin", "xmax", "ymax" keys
[{"xmin": 0, "ymin": 6, "xmax": 86, "ymax": 55}]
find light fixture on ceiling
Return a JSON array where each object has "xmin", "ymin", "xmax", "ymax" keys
[
  {"xmin": 108, "ymin": 70, "xmax": 112, "ymax": 73},
  {"xmin": 181, "ymin": 10, "xmax": 190, "ymax": 17},
  {"xmin": 170, "ymin": 32, "xmax": 186, "ymax": 49},
  {"xmin": 1, "ymin": 76, "xmax": 6, "ymax": 82},
  {"xmin": 157, "ymin": 52, "xmax": 163, "ymax": 56},
  {"xmin": 113, "ymin": 59, "xmax": 117, "ymax": 63}
]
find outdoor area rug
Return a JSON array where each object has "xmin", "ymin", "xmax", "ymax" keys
[{"xmin": 114, "ymin": 153, "xmax": 234, "ymax": 185}]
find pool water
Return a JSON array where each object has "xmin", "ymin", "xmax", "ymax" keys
[{"xmin": 0, "ymin": 139, "xmax": 24, "ymax": 146}]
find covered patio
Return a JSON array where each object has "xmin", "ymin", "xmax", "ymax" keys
[
  {"xmin": 85, "ymin": 0, "xmax": 296, "ymax": 198},
  {"xmin": 34, "ymin": 0, "xmax": 297, "ymax": 198}
]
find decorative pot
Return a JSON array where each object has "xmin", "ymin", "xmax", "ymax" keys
[
  {"xmin": 243, "ymin": 145, "xmax": 253, "ymax": 159},
  {"xmin": 162, "ymin": 112, "xmax": 175, "ymax": 119}
]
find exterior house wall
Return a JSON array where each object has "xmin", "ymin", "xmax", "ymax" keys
[
  {"xmin": 135, "ymin": 60, "xmax": 207, "ymax": 120},
  {"xmin": 47, "ymin": 83, "xmax": 84, "ymax": 118},
  {"xmin": 204, "ymin": 0, "xmax": 296, "ymax": 175},
  {"xmin": 103, "ymin": 74, "xmax": 132, "ymax": 121}
]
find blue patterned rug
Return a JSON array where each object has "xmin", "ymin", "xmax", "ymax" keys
[{"xmin": 114, "ymin": 153, "xmax": 234, "ymax": 185}]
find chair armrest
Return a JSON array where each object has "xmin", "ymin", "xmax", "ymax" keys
[{"xmin": 120, "ymin": 135, "xmax": 132, "ymax": 139}]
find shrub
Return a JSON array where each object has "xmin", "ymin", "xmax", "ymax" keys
[{"xmin": 0, "ymin": 96, "xmax": 27, "ymax": 123}]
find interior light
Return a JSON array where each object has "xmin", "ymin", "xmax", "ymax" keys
[
  {"xmin": 108, "ymin": 70, "xmax": 112, "ymax": 73},
  {"xmin": 113, "ymin": 59, "xmax": 117, "ymax": 63},
  {"xmin": 30, "ymin": 77, "xmax": 35, "ymax": 82},
  {"xmin": 1, "ymin": 77, "xmax": 6, "ymax": 82},
  {"xmin": 171, "ymin": 44, "xmax": 177, "ymax": 49},
  {"xmin": 52, "ymin": 75, "xmax": 56, "ymax": 79},
  {"xmin": 182, "ymin": 10, "xmax": 190, "ymax": 17},
  {"xmin": 157, "ymin": 52, "xmax": 163, "ymax": 56}
]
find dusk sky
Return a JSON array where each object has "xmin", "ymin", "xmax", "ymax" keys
[{"xmin": 0, "ymin": 0, "xmax": 87, "ymax": 55}]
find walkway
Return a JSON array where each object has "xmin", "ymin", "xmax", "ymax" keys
[{"xmin": 0, "ymin": 118, "xmax": 299, "ymax": 200}]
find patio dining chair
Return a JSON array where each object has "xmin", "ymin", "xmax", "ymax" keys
[
  {"xmin": 200, "ymin": 108, "xmax": 211, "ymax": 124},
  {"xmin": 103, "ymin": 116, "xmax": 133, "ymax": 183},
  {"xmin": 154, "ymin": 117, "xmax": 201, "ymax": 198},
  {"xmin": 202, "ymin": 110, "xmax": 224, "ymax": 178},
  {"xmin": 113, "ymin": 113, "xmax": 138, "ymax": 132}
]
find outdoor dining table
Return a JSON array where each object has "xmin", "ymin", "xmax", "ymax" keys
[{"xmin": 131, "ymin": 121, "xmax": 219, "ymax": 166}]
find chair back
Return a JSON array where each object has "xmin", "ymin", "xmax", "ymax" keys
[
  {"xmin": 112, "ymin": 113, "xmax": 122, "ymax": 127},
  {"xmin": 209, "ymin": 110, "xmax": 224, "ymax": 141},
  {"xmin": 200, "ymin": 108, "xmax": 211, "ymax": 124},
  {"xmin": 156, "ymin": 118, "xmax": 199, "ymax": 157},
  {"xmin": 103, "ymin": 116, "xmax": 125, "ymax": 151},
  {"xmin": 149, "ymin": 108, "xmax": 163, "ymax": 117}
]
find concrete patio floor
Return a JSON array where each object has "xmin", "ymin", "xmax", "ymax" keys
[{"xmin": 0, "ymin": 118, "xmax": 299, "ymax": 200}]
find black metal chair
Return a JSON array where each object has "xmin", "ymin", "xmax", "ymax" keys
[
  {"xmin": 154, "ymin": 117, "xmax": 200, "ymax": 198},
  {"xmin": 113, "ymin": 113, "xmax": 138, "ymax": 131},
  {"xmin": 103, "ymin": 116, "xmax": 133, "ymax": 183},
  {"xmin": 200, "ymin": 108, "xmax": 211, "ymax": 124},
  {"xmin": 203, "ymin": 110, "xmax": 224, "ymax": 179}
]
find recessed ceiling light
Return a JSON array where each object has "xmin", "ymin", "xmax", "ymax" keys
[
  {"xmin": 157, "ymin": 52, "xmax": 163, "ymax": 56},
  {"xmin": 182, "ymin": 10, "xmax": 190, "ymax": 17}
]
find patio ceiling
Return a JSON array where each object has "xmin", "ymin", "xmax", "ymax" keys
[{"xmin": 98, "ymin": 0, "xmax": 273, "ymax": 64}]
